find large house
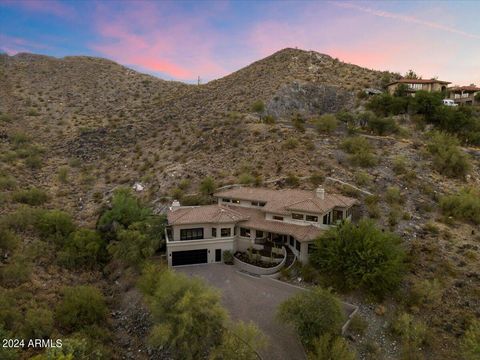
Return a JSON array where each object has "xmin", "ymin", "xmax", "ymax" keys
[
  {"xmin": 448, "ymin": 86, "xmax": 480, "ymax": 106},
  {"xmin": 166, "ymin": 186, "xmax": 358, "ymax": 267},
  {"xmin": 386, "ymin": 78, "xmax": 450, "ymax": 96}
]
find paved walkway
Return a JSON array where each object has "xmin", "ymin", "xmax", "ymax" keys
[{"xmin": 177, "ymin": 264, "xmax": 306, "ymax": 360}]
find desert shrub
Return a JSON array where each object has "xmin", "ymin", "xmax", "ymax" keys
[
  {"xmin": 336, "ymin": 110, "xmax": 355, "ymax": 124},
  {"xmin": 181, "ymin": 194, "xmax": 210, "ymax": 206},
  {"xmin": 25, "ymin": 154, "xmax": 42, "ymax": 169},
  {"xmin": 10, "ymin": 132, "xmax": 30, "ymax": 147},
  {"xmin": 385, "ymin": 186, "xmax": 403, "ymax": 205},
  {"xmin": 0, "ymin": 255, "xmax": 31, "ymax": 287},
  {"xmin": 440, "ymin": 187, "xmax": 480, "ymax": 224},
  {"xmin": 427, "ymin": 132, "xmax": 471, "ymax": 178},
  {"xmin": 285, "ymin": 173, "xmax": 300, "ymax": 187},
  {"xmin": 210, "ymin": 321, "xmax": 267, "ymax": 360},
  {"xmin": 199, "ymin": 176, "xmax": 217, "ymax": 196},
  {"xmin": 366, "ymin": 93, "xmax": 409, "ymax": 116},
  {"xmin": 58, "ymin": 166, "xmax": 69, "ymax": 183},
  {"xmin": 292, "ymin": 113, "xmax": 305, "ymax": 132},
  {"xmin": 348, "ymin": 314, "xmax": 368, "ymax": 336},
  {"xmin": 238, "ymin": 173, "xmax": 255, "ymax": 185},
  {"xmin": 35, "ymin": 337, "xmax": 98, "ymax": 360},
  {"xmin": 314, "ymin": 114, "xmax": 338, "ymax": 133},
  {"xmin": 461, "ymin": 320, "xmax": 480, "ymax": 360},
  {"xmin": 108, "ymin": 227, "xmax": 158, "ymax": 267},
  {"xmin": 263, "ymin": 114, "xmax": 276, "ymax": 124},
  {"xmin": 409, "ymin": 279, "xmax": 443, "ymax": 307},
  {"xmin": 310, "ymin": 219, "xmax": 406, "ymax": 297},
  {"xmin": 367, "ymin": 116, "xmax": 398, "ymax": 135},
  {"xmin": 392, "ymin": 156, "xmax": 408, "ymax": 174},
  {"xmin": 283, "ymin": 137, "xmax": 298, "ymax": 149},
  {"xmin": 0, "ymin": 206, "xmax": 43, "ymax": 232},
  {"xmin": 98, "ymin": 187, "xmax": 151, "ymax": 230},
  {"xmin": 251, "ymin": 100, "xmax": 265, "ymax": 114},
  {"xmin": 178, "ymin": 179, "xmax": 190, "ymax": 191},
  {"xmin": 0, "ymin": 113, "xmax": 13, "ymax": 123},
  {"xmin": 56, "ymin": 286, "xmax": 107, "ymax": 331},
  {"xmin": 341, "ymin": 136, "xmax": 377, "ymax": 167},
  {"xmin": 0, "ymin": 175, "xmax": 16, "ymax": 190},
  {"xmin": 278, "ymin": 288, "xmax": 344, "ymax": 348},
  {"xmin": 308, "ymin": 333, "xmax": 356, "ymax": 360},
  {"xmin": 12, "ymin": 187, "xmax": 48, "ymax": 205},
  {"xmin": 0, "ymin": 289, "xmax": 22, "ymax": 331},
  {"xmin": 365, "ymin": 195, "xmax": 380, "ymax": 218},
  {"xmin": 0, "ymin": 326, "xmax": 18, "ymax": 360},
  {"xmin": 0, "ymin": 227, "xmax": 18, "ymax": 253},
  {"xmin": 392, "ymin": 313, "xmax": 427, "ymax": 360},
  {"xmin": 309, "ymin": 172, "xmax": 325, "ymax": 187},
  {"xmin": 58, "ymin": 229, "xmax": 107, "ymax": 268},
  {"xmin": 140, "ymin": 267, "xmax": 226, "ymax": 358},
  {"xmin": 22, "ymin": 307, "xmax": 54, "ymax": 339},
  {"xmin": 36, "ymin": 210, "xmax": 75, "ymax": 245},
  {"xmin": 354, "ymin": 171, "xmax": 372, "ymax": 186}
]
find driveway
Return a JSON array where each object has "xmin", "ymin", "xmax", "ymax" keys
[{"xmin": 176, "ymin": 264, "xmax": 306, "ymax": 360}]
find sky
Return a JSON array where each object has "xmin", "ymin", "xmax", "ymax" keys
[{"xmin": 1, "ymin": 0, "xmax": 479, "ymax": 85}]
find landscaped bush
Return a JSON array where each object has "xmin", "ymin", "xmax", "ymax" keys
[
  {"xmin": 427, "ymin": 132, "xmax": 471, "ymax": 178},
  {"xmin": 12, "ymin": 187, "xmax": 48, "ymax": 205},
  {"xmin": 461, "ymin": 320, "xmax": 480, "ymax": 360},
  {"xmin": 440, "ymin": 187, "xmax": 480, "ymax": 224},
  {"xmin": 58, "ymin": 229, "xmax": 107, "ymax": 268},
  {"xmin": 210, "ymin": 321, "xmax": 267, "ymax": 360},
  {"xmin": 310, "ymin": 219, "xmax": 406, "ymax": 297},
  {"xmin": 223, "ymin": 250, "xmax": 234, "ymax": 264},
  {"xmin": 278, "ymin": 288, "xmax": 344, "ymax": 348},
  {"xmin": 36, "ymin": 210, "xmax": 75, "ymax": 245},
  {"xmin": 56, "ymin": 286, "xmax": 107, "ymax": 330},
  {"xmin": 140, "ymin": 267, "xmax": 227, "ymax": 358},
  {"xmin": 341, "ymin": 136, "xmax": 377, "ymax": 167},
  {"xmin": 308, "ymin": 333, "xmax": 356, "ymax": 360},
  {"xmin": 314, "ymin": 114, "xmax": 338, "ymax": 133}
]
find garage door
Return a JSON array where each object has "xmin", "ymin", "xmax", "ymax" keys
[{"xmin": 172, "ymin": 249, "xmax": 208, "ymax": 266}]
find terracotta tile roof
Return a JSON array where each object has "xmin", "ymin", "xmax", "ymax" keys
[
  {"xmin": 388, "ymin": 78, "xmax": 450, "ymax": 85},
  {"xmin": 449, "ymin": 86, "xmax": 480, "ymax": 92},
  {"xmin": 167, "ymin": 205, "xmax": 248, "ymax": 225},
  {"xmin": 228, "ymin": 205, "xmax": 324, "ymax": 242},
  {"xmin": 214, "ymin": 187, "xmax": 358, "ymax": 215}
]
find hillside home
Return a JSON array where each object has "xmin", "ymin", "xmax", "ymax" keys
[
  {"xmin": 448, "ymin": 86, "xmax": 480, "ymax": 106},
  {"xmin": 386, "ymin": 78, "xmax": 450, "ymax": 96},
  {"xmin": 166, "ymin": 187, "xmax": 358, "ymax": 266}
]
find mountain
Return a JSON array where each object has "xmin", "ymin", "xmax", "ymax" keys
[{"xmin": 0, "ymin": 48, "xmax": 478, "ymax": 360}]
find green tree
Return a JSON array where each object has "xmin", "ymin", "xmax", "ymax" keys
[
  {"xmin": 308, "ymin": 333, "xmax": 356, "ymax": 360},
  {"xmin": 199, "ymin": 176, "xmax": 217, "ymax": 196},
  {"xmin": 98, "ymin": 187, "xmax": 151, "ymax": 230},
  {"xmin": 210, "ymin": 321, "xmax": 267, "ymax": 360},
  {"xmin": 140, "ymin": 267, "xmax": 227, "ymax": 359},
  {"xmin": 404, "ymin": 70, "xmax": 419, "ymax": 79},
  {"xmin": 310, "ymin": 219, "xmax": 406, "ymax": 297},
  {"xmin": 108, "ymin": 227, "xmax": 158, "ymax": 267},
  {"xmin": 58, "ymin": 229, "xmax": 107, "ymax": 268},
  {"xmin": 55, "ymin": 286, "xmax": 107, "ymax": 331},
  {"xmin": 461, "ymin": 320, "xmax": 480, "ymax": 360},
  {"xmin": 277, "ymin": 288, "xmax": 345, "ymax": 348}
]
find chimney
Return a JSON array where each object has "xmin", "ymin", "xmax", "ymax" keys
[
  {"xmin": 170, "ymin": 200, "xmax": 181, "ymax": 210},
  {"xmin": 316, "ymin": 186, "xmax": 325, "ymax": 200}
]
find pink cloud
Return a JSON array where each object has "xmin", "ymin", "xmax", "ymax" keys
[
  {"xmin": 89, "ymin": 2, "xmax": 227, "ymax": 80},
  {"xmin": 0, "ymin": 34, "xmax": 51, "ymax": 54}
]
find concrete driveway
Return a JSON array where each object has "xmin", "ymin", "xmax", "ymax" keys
[{"xmin": 176, "ymin": 264, "xmax": 306, "ymax": 360}]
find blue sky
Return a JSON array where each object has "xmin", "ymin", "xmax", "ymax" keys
[{"xmin": 1, "ymin": 0, "xmax": 479, "ymax": 85}]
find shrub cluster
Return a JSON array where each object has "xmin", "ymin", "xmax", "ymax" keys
[
  {"xmin": 427, "ymin": 132, "xmax": 471, "ymax": 178},
  {"xmin": 440, "ymin": 187, "xmax": 480, "ymax": 224},
  {"xmin": 310, "ymin": 219, "xmax": 406, "ymax": 297},
  {"xmin": 341, "ymin": 137, "xmax": 377, "ymax": 167}
]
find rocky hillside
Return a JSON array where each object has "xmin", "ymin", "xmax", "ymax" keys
[{"xmin": 0, "ymin": 48, "xmax": 479, "ymax": 360}]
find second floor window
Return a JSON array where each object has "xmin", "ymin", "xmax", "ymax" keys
[
  {"xmin": 240, "ymin": 227, "xmax": 250, "ymax": 237},
  {"xmin": 221, "ymin": 228, "xmax": 231, "ymax": 237},
  {"xmin": 322, "ymin": 213, "xmax": 331, "ymax": 225},
  {"xmin": 212, "ymin": 228, "xmax": 217, "ymax": 237},
  {"xmin": 306, "ymin": 215, "xmax": 318, "ymax": 222},
  {"xmin": 292, "ymin": 213, "xmax": 304, "ymax": 220},
  {"xmin": 273, "ymin": 216, "xmax": 284, "ymax": 221},
  {"xmin": 180, "ymin": 228, "xmax": 204, "ymax": 240}
]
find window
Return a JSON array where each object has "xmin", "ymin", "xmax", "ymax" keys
[
  {"xmin": 240, "ymin": 227, "xmax": 251, "ymax": 237},
  {"xmin": 180, "ymin": 228, "xmax": 204, "ymax": 240},
  {"xmin": 222, "ymin": 198, "xmax": 231, "ymax": 203},
  {"xmin": 322, "ymin": 213, "xmax": 331, "ymax": 225},
  {"xmin": 295, "ymin": 240, "xmax": 301, "ymax": 252},
  {"xmin": 408, "ymin": 83, "xmax": 422, "ymax": 90},
  {"xmin": 308, "ymin": 243, "xmax": 316, "ymax": 254},
  {"xmin": 231, "ymin": 199, "xmax": 240, "ymax": 204},
  {"xmin": 346, "ymin": 207, "xmax": 352, "ymax": 218},
  {"xmin": 221, "ymin": 228, "xmax": 231, "ymax": 237},
  {"xmin": 292, "ymin": 213, "xmax": 304, "ymax": 220},
  {"xmin": 234, "ymin": 226, "xmax": 237, "ymax": 236},
  {"xmin": 306, "ymin": 215, "xmax": 318, "ymax": 222},
  {"xmin": 212, "ymin": 228, "xmax": 217, "ymax": 237},
  {"xmin": 273, "ymin": 216, "xmax": 284, "ymax": 221},
  {"xmin": 333, "ymin": 210, "xmax": 343, "ymax": 222},
  {"xmin": 289, "ymin": 236, "xmax": 294, "ymax": 246},
  {"xmin": 256, "ymin": 230, "xmax": 264, "ymax": 238},
  {"xmin": 251, "ymin": 201, "xmax": 266, "ymax": 207}
]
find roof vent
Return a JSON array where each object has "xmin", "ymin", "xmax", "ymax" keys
[{"xmin": 316, "ymin": 186, "xmax": 325, "ymax": 200}]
